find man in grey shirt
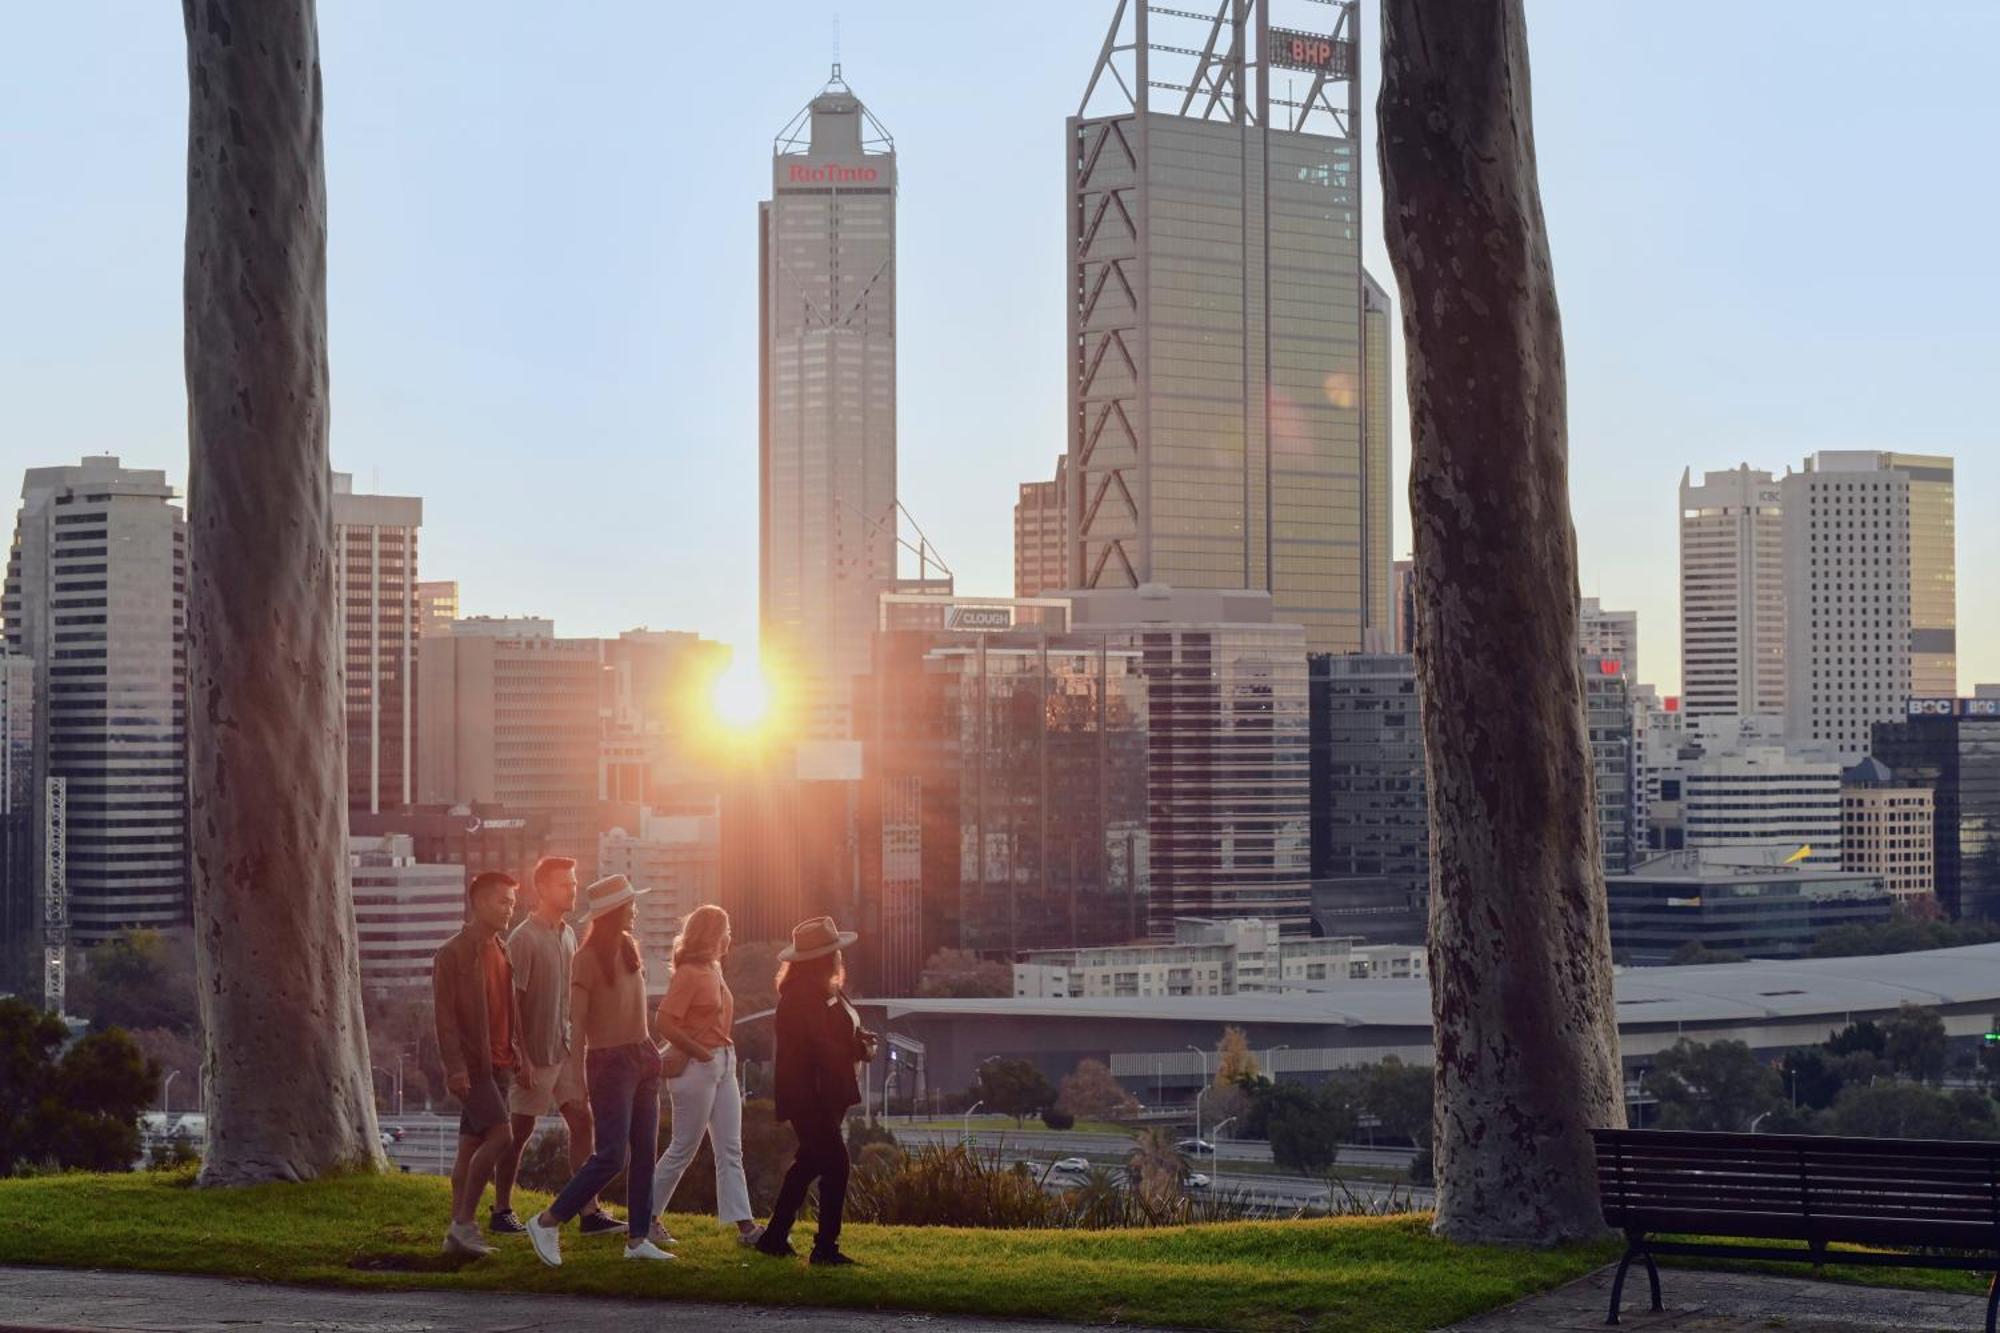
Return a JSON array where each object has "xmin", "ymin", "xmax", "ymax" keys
[{"xmin": 490, "ymin": 856, "xmax": 621, "ymax": 1235}]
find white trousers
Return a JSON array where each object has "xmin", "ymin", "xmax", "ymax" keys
[{"xmin": 651, "ymin": 1044, "xmax": 752, "ymax": 1224}]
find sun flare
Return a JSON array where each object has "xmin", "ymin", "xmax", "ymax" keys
[{"xmin": 708, "ymin": 658, "xmax": 774, "ymax": 733}]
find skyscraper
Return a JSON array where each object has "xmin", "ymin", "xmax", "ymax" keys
[
  {"xmin": 414, "ymin": 580, "xmax": 458, "ymax": 638},
  {"xmin": 1783, "ymin": 452, "xmax": 1957, "ymax": 757},
  {"xmin": 1067, "ymin": 0, "xmax": 1392, "ymax": 654},
  {"xmin": 4, "ymin": 456, "xmax": 187, "ymax": 943},
  {"xmin": 760, "ymin": 67, "xmax": 898, "ymax": 738},
  {"xmin": 1579, "ymin": 598, "xmax": 1640, "ymax": 684},
  {"xmin": 1679, "ymin": 465, "xmax": 1785, "ymax": 722},
  {"xmin": 332, "ymin": 474, "xmax": 421, "ymax": 815},
  {"xmin": 0, "ymin": 651, "xmax": 34, "ymax": 968},
  {"xmin": 1309, "ymin": 652, "xmax": 1429, "ymax": 926},
  {"xmin": 1013, "ymin": 457, "xmax": 1068, "ymax": 599}
]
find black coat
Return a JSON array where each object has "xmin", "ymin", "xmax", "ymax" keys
[{"xmin": 772, "ymin": 985, "xmax": 865, "ymax": 1124}]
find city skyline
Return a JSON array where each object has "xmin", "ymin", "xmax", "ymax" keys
[{"xmin": 3, "ymin": 2, "xmax": 1996, "ymax": 698}]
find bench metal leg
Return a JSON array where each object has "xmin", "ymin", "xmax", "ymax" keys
[
  {"xmin": 1985, "ymin": 1273, "xmax": 1997, "ymax": 1333},
  {"xmin": 1643, "ymin": 1250, "xmax": 1662, "ymax": 1312},
  {"xmin": 1606, "ymin": 1242, "xmax": 1642, "ymax": 1326}
]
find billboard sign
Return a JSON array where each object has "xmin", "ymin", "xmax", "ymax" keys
[
  {"xmin": 1906, "ymin": 697, "xmax": 2000, "ymax": 719},
  {"xmin": 947, "ymin": 605, "xmax": 1014, "ymax": 633},
  {"xmin": 1266, "ymin": 26, "xmax": 1355, "ymax": 78},
  {"xmin": 782, "ymin": 161, "xmax": 882, "ymax": 186}
]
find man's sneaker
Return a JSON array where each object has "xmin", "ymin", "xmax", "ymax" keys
[
  {"xmin": 442, "ymin": 1222, "xmax": 493, "ymax": 1258},
  {"xmin": 624, "ymin": 1239, "xmax": 677, "ymax": 1261},
  {"xmin": 578, "ymin": 1209, "xmax": 624, "ymax": 1236},
  {"xmin": 810, "ymin": 1248, "xmax": 860, "ymax": 1267},
  {"xmin": 735, "ymin": 1223, "xmax": 767, "ymax": 1248},
  {"xmin": 488, "ymin": 1208, "xmax": 526, "ymax": 1235},
  {"xmin": 754, "ymin": 1234, "xmax": 797, "ymax": 1259},
  {"xmin": 525, "ymin": 1212, "xmax": 563, "ymax": 1268},
  {"xmin": 649, "ymin": 1219, "xmax": 679, "ymax": 1249}
]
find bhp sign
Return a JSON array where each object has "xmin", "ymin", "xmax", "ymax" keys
[{"xmin": 787, "ymin": 162, "xmax": 879, "ymax": 185}]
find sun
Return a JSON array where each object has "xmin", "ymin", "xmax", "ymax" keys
[{"xmin": 708, "ymin": 658, "xmax": 774, "ymax": 733}]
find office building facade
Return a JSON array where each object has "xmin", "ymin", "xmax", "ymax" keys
[
  {"xmin": 1840, "ymin": 757, "xmax": 1935, "ymax": 907},
  {"xmin": 1783, "ymin": 452, "xmax": 1956, "ymax": 757},
  {"xmin": 1585, "ymin": 657, "xmax": 1638, "ymax": 875},
  {"xmin": 414, "ymin": 580, "xmax": 458, "ymax": 638},
  {"xmin": 1682, "ymin": 745, "xmax": 1843, "ymax": 869},
  {"xmin": 0, "ymin": 652, "xmax": 34, "ymax": 966},
  {"xmin": 1871, "ymin": 698, "xmax": 2000, "ymax": 920},
  {"xmin": 349, "ymin": 834, "xmax": 467, "ymax": 990},
  {"xmin": 1013, "ymin": 458, "xmax": 1068, "ymax": 599},
  {"xmin": 1579, "ymin": 599, "xmax": 1640, "ymax": 686},
  {"xmin": 417, "ymin": 632, "xmax": 603, "ymax": 880},
  {"xmin": 4, "ymin": 457, "xmax": 187, "ymax": 943},
  {"xmin": 1069, "ymin": 585, "xmax": 1312, "ymax": 935},
  {"xmin": 1067, "ymin": 1, "xmax": 1392, "ymax": 655},
  {"xmin": 599, "ymin": 808, "xmax": 713, "ymax": 980},
  {"xmin": 760, "ymin": 69, "xmax": 898, "ymax": 738},
  {"xmin": 858, "ymin": 606, "xmax": 1151, "ymax": 991},
  {"xmin": 1309, "ymin": 652, "xmax": 1428, "ymax": 928},
  {"xmin": 1679, "ymin": 465, "xmax": 1785, "ymax": 721},
  {"xmin": 332, "ymin": 474, "xmax": 421, "ymax": 815},
  {"xmin": 1608, "ymin": 852, "xmax": 1892, "ymax": 965}
]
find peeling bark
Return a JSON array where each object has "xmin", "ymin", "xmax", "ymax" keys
[
  {"xmin": 1377, "ymin": 1, "xmax": 1623, "ymax": 1243},
  {"xmin": 183, "ymin": 0, "xmax": 382, "ymax": 1184}
]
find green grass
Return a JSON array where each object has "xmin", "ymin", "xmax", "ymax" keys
[{"xmin": 0, "ymin": 1171, "xmax": 1613, "ymax": 1332}]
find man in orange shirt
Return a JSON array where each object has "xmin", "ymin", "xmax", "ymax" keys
[{"xmin": 431, "ymin": 871, "xmax": 522, "ymax": 1258}]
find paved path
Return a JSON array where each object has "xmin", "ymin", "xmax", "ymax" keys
[
  {"xmin": 1446, "ymin": 1263, "xmax": 1993, "ymax": 1332},
  {"xmin": 0, "ymin": 1267, "xmax": 1115, "ymax": 1333}
]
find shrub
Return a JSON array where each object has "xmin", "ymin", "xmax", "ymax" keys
[
  {"xmin": 1041, "ymin": 1107, "xmax": 1076, "ymax": 1130},
  {"xmin": 0, "ymin": 1000, "xmax": 157, "ymax": 1175}
]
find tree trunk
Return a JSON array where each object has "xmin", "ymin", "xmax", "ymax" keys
[
  {"xmin": 183, "ymin": 0, "xmax": 382, "ymax": 1184},
  {"xmin": 1376, "ymin": 1, "xmax": 1623, "ymax": 1243}
]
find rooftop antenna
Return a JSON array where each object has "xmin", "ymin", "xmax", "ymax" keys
[{"xmin": 832, "ymin": 13, "xmax": 841, "ymax": 85}]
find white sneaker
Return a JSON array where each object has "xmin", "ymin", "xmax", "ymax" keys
[
  {"xmin": 624, "ymin": 1238, "xmax": 677, "ymax": 1261},
  {"xmin": 649, "ymin": 1219, "xmax": 679, "ymax": 1248},
  {"xmin": 735, "ymin": 1224, "xmax": 766, "ymax": 1247},
  {"xmin": 443, "ymin": 1222, "xmax": 493, "ymax": 1258},
  {"xmin": 525, "ymin": 1212, "xmax": 563, "ymax": 1268}
]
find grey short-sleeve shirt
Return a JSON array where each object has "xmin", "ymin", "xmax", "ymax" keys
[{"xmin": 505, "ymin": 916, "xmax": 576, "ymax": 1068}]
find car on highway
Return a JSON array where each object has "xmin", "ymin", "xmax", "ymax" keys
[
  {"xmin": 1185, "ymin": 1172, "xmax": 1211, "ymax": 1190},
  {"xmin": 1175, "ymin": 1137, "xmax": 1214, "ymax": 1155},
  {"xmin": 381, "ymin": 1124, "xmax": 406, "ymax": 1142},
  {"xmin": 1051, "ymin": 1156, "xmax": 1092, "ymax": 1174}
]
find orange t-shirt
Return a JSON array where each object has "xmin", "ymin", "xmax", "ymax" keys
[
  {"xmin": 483, "ymin": 935, "xmax": 515, "ymax": 1071},
  {"xmin": 658, "ymin": 961, "xmax": 734, "ymax": 1052}
]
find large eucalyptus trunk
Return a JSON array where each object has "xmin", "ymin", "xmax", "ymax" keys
[
  {"xmin": 183, "ymin": 0, "xmax": 382, "ymax": 1184},
  {"xmin": 1377, "ymin": 1, "xmax": 1623, "ymax": 1243}
]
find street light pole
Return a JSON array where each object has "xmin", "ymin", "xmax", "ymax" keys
[
  {"xmin": 1185, "ymin": 1043, "xmax": 1209, "ymax": 1143},
  {"xmin": 160, "ymin": 1069, "xmax": 180, "ymax": 1116},
  {"xmin": 962, "ymin": 1100, "xmax": 985, "ymax": 1148},
  {"xmin": 1209, "ymin": 1115, "xmax": 1237, "ymax": 1193}
]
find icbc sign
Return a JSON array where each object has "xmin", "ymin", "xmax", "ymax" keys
[
  {"xmin": 1267, "ymin": 26, "xmax": 1352, "ymax": 77},
  {"xmin": 786, "ymin": 162, "xmax": 880, "ymax": 185}
]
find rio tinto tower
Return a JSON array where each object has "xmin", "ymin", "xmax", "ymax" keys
[{"xmin": 759, "ymin": 67, "xmax": 898, "ymax": 738}]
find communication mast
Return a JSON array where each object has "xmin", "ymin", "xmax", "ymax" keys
[{"xmin": 42, "ymin": 775, "xmax": 66, "ymax": 1015}]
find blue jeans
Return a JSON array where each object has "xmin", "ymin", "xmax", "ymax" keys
[{"xmin": 548, "ymin": 1043, "xmax": 660, "ymax": 1239}]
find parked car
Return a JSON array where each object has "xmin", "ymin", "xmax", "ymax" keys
[{"xmin": 1175, "ymin": 1137, "xmax": 1214, "ymax": 1155}]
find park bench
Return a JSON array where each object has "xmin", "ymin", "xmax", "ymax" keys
[{"xmin": 1592, "ymin": 1126, "xmax": 2000, "ymax": 1329}]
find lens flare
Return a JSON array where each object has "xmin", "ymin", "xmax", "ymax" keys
[{"xmin": 709, "ymin": 659, "xmax": 773, "ymax": 733}]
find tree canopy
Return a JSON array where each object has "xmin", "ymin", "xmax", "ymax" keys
[
  {"xmin": 0, "ymin": 999, "xmax": 158, "ymax": 1176},
  {"xmin": 972, "ymin": 1058, "xmax": 1055, "ymax": 1126}
]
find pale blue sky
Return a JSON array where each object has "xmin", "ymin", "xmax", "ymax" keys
[{"xmin": 3, "ymin": 2, "xmax": 1994, "ymax": 695}]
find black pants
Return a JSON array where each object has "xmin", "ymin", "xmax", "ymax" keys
[{"xmin": 767, "ymin": 1111, "xmax": 849, "ymax": 1254}]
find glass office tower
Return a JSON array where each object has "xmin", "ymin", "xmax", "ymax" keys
[
  {"xmin": 1066, "ymin": 0, "xmax": 1392, "ymax": 654},
  {"xmin": 760, "ymin": 68, "xmax": 898, "ymax": 738}
]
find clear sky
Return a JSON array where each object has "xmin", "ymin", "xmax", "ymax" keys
[{"xmin": 3, "ymin": 2, "xmax": 1994, "ymax": 696}]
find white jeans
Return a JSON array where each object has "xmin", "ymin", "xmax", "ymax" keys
[{"xmin": 651, "ymin": 1045, "xmax": 752, "ymax": 1224}]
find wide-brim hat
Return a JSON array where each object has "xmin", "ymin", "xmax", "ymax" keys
[
  {"xmin": 780, "ymin": 915, "xmax": 858, "ymax": 962},
  {"xmin": 578, "ymin": 874, "xmax": 648, "ymax": 924}
]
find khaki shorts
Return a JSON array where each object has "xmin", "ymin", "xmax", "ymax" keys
[{"xmin": 507, "ymin": 1055, "xmax": 588, "ymax": 1117}]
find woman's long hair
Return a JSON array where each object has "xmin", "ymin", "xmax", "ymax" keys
[
  {"xmin": 672, "ymin": 904, "xmax": 730, "ymax": 970},
  {"xmin": 582, "ymin": 901, "xmax": 642, "ymax": 975},
  {"xmin": 775, "ymin": 949, "xmax": 844, "ymax": 998}
]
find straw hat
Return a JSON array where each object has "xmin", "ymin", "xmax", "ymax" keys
[
  {"xmin": 576, "ymin": 874, "xmax": 648, "ymax": 924},
  {"xmin": 780, "ymin": 915, "xmax": 858, "ymax": 962}
]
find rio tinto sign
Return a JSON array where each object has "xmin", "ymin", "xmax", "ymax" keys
[
  {"xmin": 1267, "ymin": 26, "xmax": 1354, "ymax": 78},
  {"xmin": 786, "ymin": 162, "xmax": 880, "ymax": 185}
]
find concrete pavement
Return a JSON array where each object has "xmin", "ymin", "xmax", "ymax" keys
[
  {"xmin": 1443, "ymin": 1263, "xmax": 1993, "ymax": 1332},
  {"xmin": 0, "ymin": 1267, "xmax": 1124, "ymax": 1333}
]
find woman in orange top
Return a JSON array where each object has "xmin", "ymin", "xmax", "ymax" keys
[{"xmin": 648, "ymin": 904, "xmax": 762, "ymax": 1247}]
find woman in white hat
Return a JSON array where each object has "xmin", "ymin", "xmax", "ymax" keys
[
  {"xmin": 526, "ymin": 876, "xmax": 674, "ymax": 1267},
  {"xmin": 753, "ymin": 915, "xmax": 876, "ymax": 1265}
]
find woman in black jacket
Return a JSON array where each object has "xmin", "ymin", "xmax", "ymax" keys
[{"xmin": 755, "ymin": 916, "xmax": 875, "ymax": 1265}]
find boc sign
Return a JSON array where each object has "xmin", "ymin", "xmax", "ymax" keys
[{"xmin": 1907, "ymin": 697, "xmax": 2000, "ymax": 718}]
